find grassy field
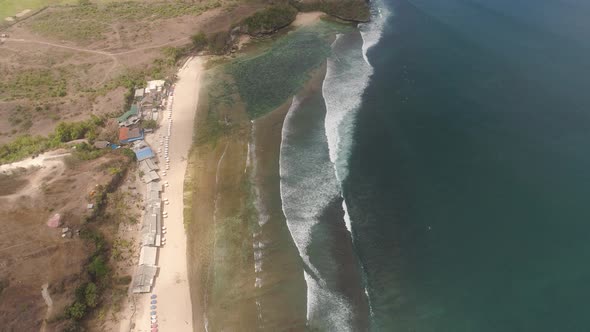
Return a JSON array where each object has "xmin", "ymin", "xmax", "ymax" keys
[
  {"xmin": 27, "ymin": 1, "xmax": 222, "ymax": 42},
  {"xmin": 0, "ymin": 0, "xmax": 75, "ymax": 20}
]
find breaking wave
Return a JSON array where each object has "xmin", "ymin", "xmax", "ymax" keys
[{"xmin": 279, "ymin": 1, "xmax": 389, "ymax": 328}]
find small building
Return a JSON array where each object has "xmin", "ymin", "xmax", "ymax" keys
[
  {"xmin": 119, "ymin": 115, "xmax": 140, "ymax": 128},
  {"xmin": 117, "ymin": 105, "xmax": 139, "ymax": 124},
  {"xmin": 141, "ymin": 170, "xmax": 159, "ymax": 184},
  {"xmin": 135, "ymin": 147, "xmax": 155, "ymax": 161},
  {"xmin": 139, "ymin": 246, "xmax": 158, "ymax": 266},
  {"xmin": 93, "ymin": 140, "xmax": 110, "ymax": 149},
  {"xmin": 146, "ymin": 80, "xmax": 165, "ymax": 94},
  {"xmin": 134, "ymin": 88, "xmax": 145, "ymax": 100},
  {"xmin": 132, "ymin": 265, "xmax": 158, "ymax": 293},
  {"xmin": 119, "ymin": 127, "xmax": 144, "ymax": 144}
]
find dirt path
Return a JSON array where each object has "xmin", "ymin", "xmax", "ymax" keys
[
  {"xmin": 40, "ymin": 283, "xmax": 53, "ymax": 332},
  {"xmin": 3, "ymin": 36, "xmax": 190, "ymax": 86}
]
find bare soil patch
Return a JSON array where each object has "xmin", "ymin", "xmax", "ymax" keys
[{"xmin": 0, "ymin": 152, "xmax": 129, "ymax": 331}]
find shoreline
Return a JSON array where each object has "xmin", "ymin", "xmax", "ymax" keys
[{"xmin": 131, "ymin": 57, "xmax": 203, "ymax": 332}]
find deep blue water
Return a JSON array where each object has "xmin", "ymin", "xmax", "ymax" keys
[{"xmin": 344, "ymin": 0, "xmax": 590, "ymax": 330}]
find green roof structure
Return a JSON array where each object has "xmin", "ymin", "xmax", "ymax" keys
[{"xmin": 117, "ymin": 104, "xmax": 139, "ymax": 123}]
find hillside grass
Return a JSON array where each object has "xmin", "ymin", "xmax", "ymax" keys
[
  {"xmin": 0, "ymin": 68, "xmax": 69, "ymax": 100},
  {"xmin": 0, "ymin": 0, "xmax": 75, "ymax": 19},
  {"xmin": 27, "ymin": 1, "xmax": 223, "ymax": 42}
]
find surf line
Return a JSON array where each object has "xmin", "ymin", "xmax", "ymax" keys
[{"xmin": 249, "ymin": 118, "xmax": 268, "ymax": 329}]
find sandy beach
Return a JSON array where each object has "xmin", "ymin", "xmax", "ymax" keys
[{"xmin": 132, "ymin": 57, "xmax": 203, "ymax": 332}]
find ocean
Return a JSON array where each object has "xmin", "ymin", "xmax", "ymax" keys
[{"xmin": 280, "ymin": 0, "xmax": 590, "ymax": 331}]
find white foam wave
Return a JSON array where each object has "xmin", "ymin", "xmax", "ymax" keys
[
  {"xmin": 342, "ymin": 200, "xmax": 352, "ymax": 235},
  {"xmin": 323, "ymin": 34, "xmax": 372, "ymax": 183},
  {"xmin": 322, "ymin": 0, "xmax": 389, "ymax": 325},
  {"xmin": 280, "ymin": 95, "xmax": 344, "ymax": 285},
  {"xmin": 360, "ymin": 0, "xmax": 391, "ymax": 65},
  {"xmin": 305, "ymin": 272, "xmax": 354, "ymax": 331}
]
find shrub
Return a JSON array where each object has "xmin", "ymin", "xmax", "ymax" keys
[
  {"xmin": 72, "ymin": 142, "xmax": 105, "ymax": 161},
  {"xmin": 85, "ymin": 282, "xmax": 98, "ymax": 308},
  {"xmin": 191, "ymin": 32, "xmax": 208, "ymax": 51},
  {"xmin": 142, "ymin": 119, "xmax": 158, "ymax": 129},
  {"xmin": 208, "ymin": 31, "xmax": 231, "ymax": 55}
]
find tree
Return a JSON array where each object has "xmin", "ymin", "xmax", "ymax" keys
[
  {"xmin": 142, "ymin": 119, "xmax": 158, "ymax": 129},
  {"xmin": 87, "ymin": 256, "xmax": 108, "ymax": 280},
  {"xmin": 55, "ymin": 122, "xmax": 72, "ymax": 142},
  {"xmin": 191, "ymin": 32, "xmax": 208, "ymax": 51},
  {"xmin": 66, "ymin": 301, "xmax": 87, "ymax": 320}
]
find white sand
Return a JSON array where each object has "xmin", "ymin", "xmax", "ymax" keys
[
  {"xmin": 292, "ymin": 11, "xmax": 325, "ymax": 27},
  {"xmin": 132, "ymin": 57, "xmax": 203, "ymax": 332}
]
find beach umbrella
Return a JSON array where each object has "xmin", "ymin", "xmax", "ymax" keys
[
  {"xmin": 151, "ymin": 300, "xmax": 157, "ymax": 304},
  {"xmin": 151, "ymin": 311, "xmax": 157, "ymax": 315},
  {"xmin": 151, "ymin": 294, "xmax": 157, "ymax": 299},
  {"xmin": 150, "ymin": 305, "xmax": 156, "ymax": 309}
]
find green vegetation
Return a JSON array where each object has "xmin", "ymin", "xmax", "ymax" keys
[
  {"xmin": 243, "ymin": 4, "xmax": 298, "ymax": 35},
  {"xmin": 207, "ymin": 31, "xmax": 231, "ymax": 55},
  {"xmin": 293, "ymin": 0, "xmax": 370, "ymax": 22},
  {"xmin": 0, "ymin": 115, "xmax": 103, "ymax": 165},
  {"xmin": 0, "ymin": 0, "xmax": 74, "ymax": 19},
  {"xmin": 229, "ymin": 28, "xmax": 331, "ymax": 118},
  {"xmin": 28, "ymin": 1, "xmax": 222, "ymax": 42},
  {"xmin": 63, "ymin": 159, "xmax": 131, "ymax": 327},
  {"xmin": 55, "ymin": 115, "xmax": 103, "ymax": 142},
  {"xmin": 191, "ymin": 32, "xmax": 208, "ymax": 51},
  {"xmin": 72, "ymin": 142, "xmax": 106, "ymax": 160},
  {"xmin": 195, "ymin": 76, "xmax": 236, "ymax": 145},
  {"xmin": 141, "ymin": 119, "xmax": 158, "ymax": 129},
  {"xmin": 0, "ymin": 69, "xmax": 68, "ymax": 100}
]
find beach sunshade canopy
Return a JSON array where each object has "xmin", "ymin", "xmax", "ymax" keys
[{"xmin": 151, "ymin": 294, "xmax": 157, "ymax": 299}]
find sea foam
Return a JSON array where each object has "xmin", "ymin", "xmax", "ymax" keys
[
  {"xmin": 280, "ymin": 96, "xmax": 353, "ymax": 331},
  {"xmin": 279, "ymin": 1, "xmax": 389, "ymax": 328}
]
